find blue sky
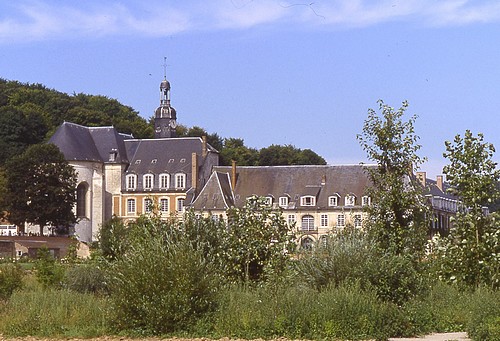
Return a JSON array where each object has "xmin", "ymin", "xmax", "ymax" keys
[{"xmin": 1, "ymin": 0, "xmax": 499, "ymax": 178}]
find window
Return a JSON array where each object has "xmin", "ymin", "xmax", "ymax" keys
[
  {"xmin": 264, "ymin": 196, "xmax": 273, "ymax": 206},
  {"xmin": 300, "ymin": 195, "xmax": 316, "ymax": 206},
  {"xmin": 126, "ymin": 174, "xmax": 137, "ymax": 190},
  {"xmin": 160, "ymin": 198, "xmax": 169, "ymax": 213},
  {"xmin": 151, "ymin": 159, "xmax": 157, "ymax": 164},
  {"xmin": 175, "ymin": 173, "xmax": 186, "ymax": 189},
  {"xmin": 144, "ymin": 198, "xmax": 153, "ymax": 213},
  {"xmin": 320, "ymin": 214, "xmax": 328, "ymax": 227},
  {"xmin": 301, "ymin": 237, "xmax": 314, "ymax": 250},
  {"xmin": 354, "ymin": 214, "xmax": 362, "ymax": 228},
  {"xmin": 135, "ymin": 160, "xmax": 141, "ymax": 164},
  {"xmin": 279, "ymin": 196, "xmax": 289, "ymax": 208},
  {"xmin": 127, "ymin": 198, "xmax": 136, "ymax": 214},
  {"xmin": 287, "ymin": 214, "xmax": 296, "ymax": 226},
  {"xmin": 345, "ymin": 195, "xmax": 355, "ymax": 206},
  {"xmin": 159, "ymin": 173, "xmax": 170, "ymax": 189},
  {"xmin": 328, "ymin": 195, "xmax": 338, "ymax": 207},
  {"xmin": 76, "ymin": 183, "xmax": 88, "ymax": 218},
  {"xmin": 301, "ymin": 215, "xmax": 315, "ymax": 231},
  {"xmin": 362, "ymin": 196, "xmax": 371, "ymax": 206},
  {"xmin": 177, "ymin": 197, "xmax": 185, "ymax": 212},
  {"xmin": 337, "ymin": 214, "xmax": 345, "ymax": 227},
  {"xmin": 143, "ymin": 174, "xmax": 154, "ymax": 190}
]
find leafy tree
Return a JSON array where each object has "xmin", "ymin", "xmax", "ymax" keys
[
  {"xmin": 4, "ymin": 143, "xmax": 77, "ymax": 235},
  {"xmin": 258, "ymin": 144, "xmax": 326, "ymax": 166},
  {"xmin": 433, "ymin": 130, "xmax": 500, "ymax": 289},
  {"xmin": 357, "ymin": 100, "xmax": 429, "ymax": 257},
  {"xmin": 34, "ymin": 246, "xmax": 65, "ymax": 288},
  {"xmin": 180, "ymin": 125, "xmax": 224, "ymax": 151},
  {"xmin": 224, "ymin": 196, "xmax": 295, "ymax": 282},
  {"xmin": 220, "ymin": 137, "xmax": 259, "ymax": 166}
]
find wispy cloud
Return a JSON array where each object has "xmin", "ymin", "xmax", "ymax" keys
[{"xmin": 1, "ymin": 0, "xmax": 500, "ymax": 44}]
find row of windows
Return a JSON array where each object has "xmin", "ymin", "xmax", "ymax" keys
[
  {"xmin": 126, "ymin": 173, "xmax": 186, "ymax": 191},
  {"xmin": 126, "ymin": 197, "xmax": 185, "ymax": 214},
  {"xmin": 288, "ymin": 213, "xmax": 363, "ymax": 230},
  {"xmin": 274, "ymin": 195, "xmax": 370, "ymax": 208}
]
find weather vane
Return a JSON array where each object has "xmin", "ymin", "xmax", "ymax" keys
[{"xmin": 163, "ymin": 57, "xmax": 167, "ymax": 80}]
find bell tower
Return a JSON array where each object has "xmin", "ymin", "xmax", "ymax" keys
[{"xmin": 154, "ymin": 58, "xmax": 177, "ymax": 138}]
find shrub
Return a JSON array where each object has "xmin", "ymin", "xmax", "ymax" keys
[
  {"xmin": 0, "ymin": 288, "xmax": 110, "ymax": 337},
  {"xmin": 467, "ymin": 287, "xmax": 500, "ymax": 340},
  {"xmin": 64, "ymin": 263, "xmax": 107, "ymax": 294},
  {"xmin": 107, "ymin": 216, "xmax": 220, "ymax": 335},
  {"xmin": 0, "ymin": 263, "xmax": 24, "ymax": 300},
  {"xmin": 34, "ymin": 246, "xmax": 65, "ymax": 288}
]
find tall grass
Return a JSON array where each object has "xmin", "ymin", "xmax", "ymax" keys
[{"xmin": 0, "ymin": 287, "xmax": 110, "ymax": 338}]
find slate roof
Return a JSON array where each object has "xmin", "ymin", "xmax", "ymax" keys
[
  {"xmin": 192, "ymin": 165, "xmax": 376, "ymax": 210},
  {"xmin": 191, "ymin": 171, "xmax": 235, "ymax": 210},
  {"xmin": 424, "ymin": 178, "xmax": 456, "ymax": 200},
  {"xmin": 49, "ymin": 122, "xmax": 130, "ymax": 163}
]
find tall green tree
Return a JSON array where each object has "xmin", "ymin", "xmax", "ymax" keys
[
  {"xmin": 357, "ymin": 100, "xmax": 428, "ymax": 257},
  {"xmin": 219, "ymin": 137, "xmax": 259, "ymax": 166},
  {"xmin": 258, "ymin": 144, "xmax": 326, "ymax": 166},
  {"xmin": 4, "ymin": 143, "xmax": 77, "ymax": 235},
  {"xmin": 434, "ymin": 130, "xmax": 500, "ymax": 289}
]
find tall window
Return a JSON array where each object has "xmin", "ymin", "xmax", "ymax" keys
[
  {"xmin": 159, "ymin": 173, "xmax": 170, "ymax": 189},
  {"xmin": 301, "ymin": 215, "xmax": 315, "ymax": 231},
  {"xmin": 144, "ymin": 198, "xmax": 153, "ymax": 213},
  {"xmin": 143, "ymin": 174, "xmax": 154, "ymax": 190},
  {"xmin": 354, "ymin": 214, "xmax": 362, "ymax": 228},
  {"xmin": 300, "ymin": 196, "xmax": 316, "ymax": 206},
  {"xmin": 175, "ymin": 173, "xmax": 186, "ymax": 189},
  {"xmin": 126, "ymin": 174, "xmax": 137, "ymax": 190},
  {"xmin": 287, "ymin": 214, "xmax": 296, "ymax": 226},
  {"xmin": 76, "ymin": 183, "xmax": 88, "ymax": 218},
  {"xmin": 362, "ymin": 196, "xmax": 371, "ymax": 206},
  {"xmin": 127, "ymin": 198, "xmax": 136, "ymax": 214},
  {"xmin": 279, "ymin": 196, "xmax": 289, "ymax": 208},
  {"xmin": 177, "ymin": 197, "xmax": 185, "ymax": 212},
  {"xmin": 337, "ymin": 214, "xmax": 345, "ymax": 227},
  {"xmin": 320, "ymin": 214, "xmax": 328, "ymax": 227},
  {"xmin": 160, "ymin": 198, "xmax": 169, "ymax": 213}
]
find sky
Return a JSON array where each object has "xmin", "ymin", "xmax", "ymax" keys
[{"xmin": 1, "ymin": 0, "xmax": 500, "ymax": 179}]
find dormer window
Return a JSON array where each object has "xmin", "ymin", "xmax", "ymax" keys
[
  {"xmin": 328, "ymin": 195, "xmax": 339, "ymax": 207},
  {"xmin": 175, "ymin": 173, "xmax": 186, "ymax": 189},
  {"xmin": 279, "ymin": 196, "xmax": 289, "ymax": 208},
  {"xmin": 362, "ymin": 196, "xmax": 371, "ymax": 206},
  {"xmin": 135, "ymin": 160, "xmax": 141, "ymax": 164},
  {"xmin": 264, "ymin": 196, "xmax": 273, "ymax": 206},
  {"xmin": 300, "ymin": 195, "xmax": 316, "ymax": 206},
  {"xmin": 109, "ymin": 149, "xmax": 117, "ymax": 162},
  {"xmin": 126, "ymin": 174, "xmax": 137, "ymax": 190},
  {"xmin": 151, "ymin": 159, "xmax": 157, "ymax": 164},
  {"xmin": 143, "ymin": 174, "xmax": 154, "ymax": 190},
  {"xmin": 345, "ymin": 194, "xmax": 356, "ymax": 206}
]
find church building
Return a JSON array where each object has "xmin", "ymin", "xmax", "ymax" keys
[{"xmin": 48, "ymin": 75, "xmax": 219, "ymax": 243}]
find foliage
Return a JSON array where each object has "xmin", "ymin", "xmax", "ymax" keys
[
  {"xmin": 467, "ymin": 287, "xmax": 500, "ymax": 340},
  {"xmin": 433, "ymin": 130, "xmax": 500, "ymax": 289},
  {"xmin": 96, "ymin": 215, "xmax": 130, "ymax": 261},
  {"xmin": 3, "ymin": 143, "xmax": 77, "ymax": 234},
  {"xmin": 106, "ymin": 215, "xmax": 220, "ymax": 335},
  {"xmin": 63, "ymin": 263, "xmax": 107, "ymax": 294},
  {"xmin": 224, "ymin": 196, "xmax": 295, "ymax": 282},
  {"xmin": 212, "ymin": 282, "xmax": 406, "ymax": 340},
  {"xmin": 34, "ymin": 246, "xmax": 65, "ymax": 288},
  {"xmin": 0, "ymin": 288, "xmax": 110, "ymax": 338},
  {"xmin": 219, "ymin": 137, "xmax": 259, "ymax": 166},
  {"xmin": 258, "ymin": 144, "xmax": 326, "ymax": 166},
  {"xmin": 0, "ymin": 263, "xmax": 25, "ymax": 300},
  {"xmin": 357, "ymin": 100, "xmax": 429, "ymax": 257}
]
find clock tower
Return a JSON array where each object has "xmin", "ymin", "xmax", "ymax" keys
[{"xmin": 154, "ymin": 65, "xmax": 177, "ymax": 138}]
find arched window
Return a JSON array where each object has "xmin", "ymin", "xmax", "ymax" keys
[
  {"xmin": 143, "ymin": 174, "xmax": 154, "ymax": 190},
  {"xmin": 76, "ymin": 183, "xmax": 88, "ymax": 218},
  {"xmin": 159, "ymin": 173, "xmax": 170, "ymax": 189},
  {"xmin": 144, "ymin": 198, "xmax": 153, "ymax": 213},
  {"xmin": 160, "ymin": 198, "xmax": 169, "ymax": 213},
  {"xmin": 301, "ymin": 215, "xmax": 315, "ymax": 231},
  {"xmin": 301, "ymin": 237, "xmax": 314, "ymax": 250},
  {"xmin": 177, "ymin": 197, "xmax": 185, "ymax": 212},
  {"xmin": 175, "ymin": 173, "xmax": 186, "ymax": 189},
  {"xmin": 126, "ymin": 174, "xmax": 137, "ymax": 190}
]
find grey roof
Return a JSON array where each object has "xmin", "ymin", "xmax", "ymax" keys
[
  {"xmin": 49, "ymin": 122, "xmax": 130, "ymax": 163},
  {"xmin": 191, "ymin": 171, "xmax": 234, "ymax": 210},
  {"xmin": 425, "ymin": 178, "xmax": 457, "ymax": 200},
  {"xmin": 193, "ymin": 164, "xmax": 375, "ymax": 210}
]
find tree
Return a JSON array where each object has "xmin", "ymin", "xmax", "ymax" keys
[
  {"xmin": 258, "ymin": 144, "xmax": 326, "ymax": 166},
  {"xmin": 224, "ymin": 196, "xmax": 295, "ymax": 282},
  {"xmin": 219, "ymin": 137, "xmax": 259, "ymax": 166},
  {"xmin": 434, "ymin": 130, "xmax": 500, "ymax": 288},
  {"xmin": 4, "ymin": 143, "xmax": 77, "ymax": 234},
  {"xmin": 357, "ymin": 100, "xmax": 428, "ymax": 257}
]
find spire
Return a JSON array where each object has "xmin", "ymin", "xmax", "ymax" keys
[{"xmin": 154, "ymin": 57, "xmax": 177, "ymax": 138}]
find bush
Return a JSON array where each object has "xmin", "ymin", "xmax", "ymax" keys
[
  {"xmin": 0, "ymin": 288, "xmax": 110, "ymax": 337},
  {"xmin": 34, "ymin": 246, "xmax": 65, "ymax": 288},
  {"xmin": 0, "ymin": 263, "xmax": 24, "ymax": 300},
  {"xmin": 64, "ymin": 263, "xmax": 107, "ymax": 294},
  {"xmin": 467, "ymin": 287, "xmax": 500, "ymax": 340},
  {"xmin": 107, "ymin": 216, "xmax": 220, "ymax": 335}
]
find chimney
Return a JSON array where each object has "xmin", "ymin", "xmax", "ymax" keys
[
  {"xmin": 321, "ymin": 174, "xmax": 326, "ymax": 186},
  {"xmin": 436, "ymin": 175, "xmax": 443, "ymax": 192},
  {"xmin": 202, "ymin": 136, "xmax": 207, "ymax": 158},
  {"xmin": 231, "ymin": 160, "xmax": 237, "ymax": 189},
  {"xmin": 416, "ymin": 172, "xmax": 426, "ymax": 187},
  {"xmin": 191, "ymin": 153, "xmax": 198, "ymax": 191}
]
